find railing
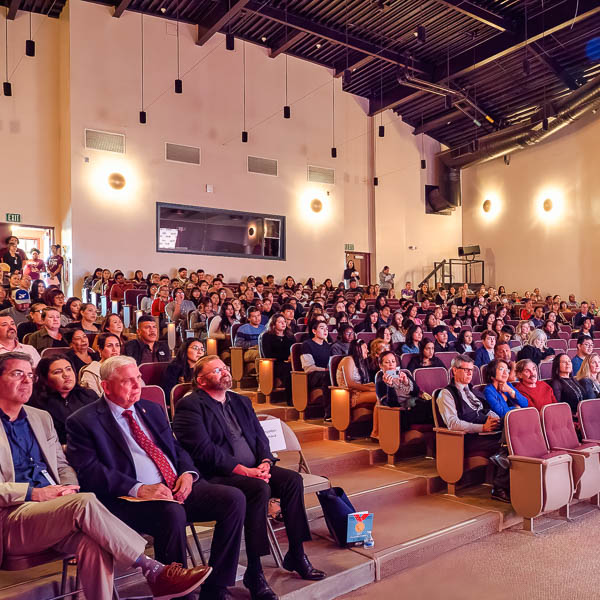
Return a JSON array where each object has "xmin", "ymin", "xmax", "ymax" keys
[{"xmin": 419, "ymin": 258, "xmax": 485, "ymax": 289}]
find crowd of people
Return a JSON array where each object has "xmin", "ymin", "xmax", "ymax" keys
[{"xmin": 2, "ymin": 252, "xmax": 600, "ymax": 597}]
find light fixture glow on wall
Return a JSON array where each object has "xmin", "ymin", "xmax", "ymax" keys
[
  {"xmin": 543, "ymin": 198, "xmax": 553, "ymax": 212},
  {"xmin": 481, "ymin": 192, "xmax": 501, "ymax": 221},
  {"xmin": 310, "ymin": 199, "xmax": 323, "ymax": 213},
  {"xmin": 300, "ymin": 188, "xmax": 331, "ymax": 224},
  {"xmin": 536, "ymin": 187, "xmax": 564, "ymax": 223},
  {"xmin": 482, "ymin": 199, "xmax": 492, "ymax": 212},
  {"xmin": 108, "ymin": 172, "xmax": 126, "ymax": 190}
]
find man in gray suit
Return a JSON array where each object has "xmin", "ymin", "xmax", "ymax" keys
[{"xmin": 0, "ymin": 352, "xmax": 211, "ymax": 600}]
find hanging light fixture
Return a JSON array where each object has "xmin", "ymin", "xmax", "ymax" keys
[
  {"xmin": 25, "ymin": 12, "xmax": 35, "ymax": 57},
  {"xmin": 174, "ymin": 2, "xmax": 182, "ymax": 93},
  {"xmin": 378, "ymin": 40, "xmax": 384, "ymax": 137},
  {"xmin": 342, "ymin": 0, "xmax": 351, "ymax": 87},
  {"xmin": 225, "ymin": 1, "xmax": 235, "ymax": 50},
  {"xmin": 420, "ymin": 113, "xmax": 426, "ymax": 169},
  {"xmin": 283, "ymin": 3, "xmax": 290, "ymax": 119},
  {"xmin": 241, "ymin": 41, "xmax": 248, "ymax": 142},
  {"xmin": 331, "ymin": 78, "xmax": 337, "ymax": 158},
  {"xmin": 139, "ymin": 14, "xmax": 146, "ymax": 123},
  {"xmin": 3, "ymin": 9, "xmax": 11, "ymax": 96}
]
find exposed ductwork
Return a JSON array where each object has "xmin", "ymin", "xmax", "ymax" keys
[{"xmin": 437, "ymin": 73, "xmax": 600, "ymax": 170}]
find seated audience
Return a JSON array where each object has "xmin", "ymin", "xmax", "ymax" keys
[
  {"xmin": 513, "ymin": 358, "xmax": 557, "ymax": 411},
  {"xmin": 0, "ymin": 289, "xmax": 31, "ymax": 327},
  {"xmin": 574, "ymin": 316, "xmax": 595, "ymax": 338},
  {"xmin": 123, "ymin": 315, "xmax": 169, "ymax": 364},
  {"xmin": 437, "ymin": 354, "xmax": 509, "ymax": 502},
  {"xmin": 530, "ymin": 306, "xmax": 545, "ymax": 329},
  {"xmin": 190, "ymin": 297, "xmax": 216, "ymax": 339},
  {"xmin": 375, "ymin": 326, "xmax": 392, "ymax": 346},
  {"xmin": 368, "ymin": 338, "xmax": 390, "ymax": 380},
  {"xmin": 550, "ymin": 352, "xmax": 584, "ymax": 413},
  {"xmin": 66, "ymin": 355, "xmax": 240, "ymax": 600},
  {"xmin": 165, "ymin": 287, "xmax": 196, "ymax": 326},
  {"xmin": 516, "ymin": 329, "xmax": 555, "ymax": 365},
  {"xmin": 172, "ymin": 356, "xmax": 326, "ymax": 598},
  {"xmin": 571, "ymin": 334, "xmax": 593, "ymax": 375},
  {"xmin": 300, "ymin": 319, "xmax": 332, "ymax": 420},
  {"xmin": 483, "ymin": 358, "xmax": 528, "ymax": 418},
  {"xmin": 493, "ymin": 341, "xmax": 516, "ymax": 381},
  {"xmin": 401, "ymin": 324, "xmax": 423, "ymax": 355},
  {"xmin": 0, "ymin": 314, "xmax": 41, "ymax": 366},
  {"xmin": 16, "ymin": 302, "xmax": 47, "ymax": 341},
  {"xmin": 161, "ymin": 338, "xmax": 205, "ymax": 401},
  {"xmin": 454, "ymin": 329, "xmax": 474, "ymax": 354},
  {"xmin": 542, "ymin": 319, "xmax": 560, "ymax": 340},
  {"xmin": 259, "ymin": 313, "xmax": 295, "ymax": 404},
  {"xmin": 79, "ymin": 332, "xmax": 122, "ymax": 396},
  {"xmin": 208, "ymin": 301, "xmax": 239, "ymax": 361},
  {"xmin": 75, "ymin": 302, "xmax": 100, "ymax": 333},
  {"xmin": 388, "ymin": 311, "xmax": 406, "ymax": 344},
  {"xmin": 0, "ymin": 351, "xmax": 210, "ymax": 600},
  {"xmin": 433, "ymin": 325, "xmax": 455, "ymax": 352},
  {"xmin": 29, "ymin": 354, "xmax": 98, "ymax": 444},
  {"xmin": 573, "ymin": 301, "xmax": 593, "ymax": 329},
  {"xmin": 407, "ymin": 338, "xmax": 445, "ymax": 373},
  {"xmin": 330, "ymin": 323, "xmax": 355, "ymax": 356},
  {"xmin": 140, "ymin": 283, "xmax": 158, "ymax": 313},
  {"xmin": 100, "ymin": 313, "xmax": 130, "ymax": 348},
  {"xmin": 575, "ymin": 353, "xmax": 600, "ymax": 399},
  {"xmin": 234, "ymin": 306, "xmax": 265, "ymax": 376},
  {"xmin": 474, "ymin": 330, "xmax": 497, "ymax": 368},
  {"xmin": 401, "ymin": 281, "xmax": 416, "ymax": 300},
  {"xmin": 28, "ymin": 307, "xmax": 68, "ymax": 351},
  {"xmin": 65, "ymin": 328, "xmax": 100, "ymax": 375},
  {"xmin": 355, "ymin": 308, "xmax": 379, "ymax": 334},
  {"xmin": 416, "ymin": 282, "xmax": 433, "ymax": 303},
  {"xmin": 337, "ymin": 339, "xmax": 377, "ymax": 435}
]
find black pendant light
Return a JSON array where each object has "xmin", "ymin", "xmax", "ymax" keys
[
  {"xmin": 331, "ymin": 78, "xmax": 337, "ymax": 158},
  {"xmin": 378, "ymin": 40, "xmax": 384, "ymax": 137},
  {"xmin": 174, "ymin": 3, "xmax": 182, "ymax": 93},
  {"xmin": 225, "ymin": 1, "xmax": 234, "ymax": 50},
  {"xmin": 420, "ymin": 114, "xmax": 426, "ymax": 169},
  {"xmin": 139, "ymin": 14, "xmax": 146, "ymax": 123},
  {"xmin": 241, "ymin": 41, "xmax": 248, "ymax": 142},
  {"xmin": 3, "ymin": 9, "xmax": 11, "ymax": 96},
  {"xmin": 283, "ymin": 4, "xmax": 290, "ymax": 119},
  {"xmin": 25, "ymin": 12, "xmax": 35, "ymax": 57}
]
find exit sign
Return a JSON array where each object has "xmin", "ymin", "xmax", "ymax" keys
[
  {"xmin": 6, "ymin": 213, "xmax": 21, "ymax": 223},
  {"xmin": 345, "ymin": 243, "xmax": 355, "ymax": 251}
]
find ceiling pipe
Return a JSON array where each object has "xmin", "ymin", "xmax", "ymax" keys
[{"xmin": 438, "ymin": 73, "xmax": 600, "ymax": 169}]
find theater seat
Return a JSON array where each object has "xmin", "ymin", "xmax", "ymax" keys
[
  {"xmin": 432, "ymin": 389, "xmax": 490, "ymax": 495},
  {"xmin": 413, "ymin": 367, "xmax": 449, "ymax": 396},
  {"xmin": 139, "ymin": 361, "xmax": 169, "ymax": 386},
  {"xmin": 542, "ymin": 402, "xmax": 600, "ymax": 504},
  {"xmin": 505, "ymin": 407, "xmax": 573, "ymax": 532},
  {"xmin": 257, "ymin": 337, "xmax": 286, "ymax": 403},
  {"xmin": 290, "ymin": 343, "xmax": 324, "ymax": 420},
  {"xmin": 578, "ymin": 398, "xmax": 600, "ymax": 442},
  {"xmin": 170, "ymin": 382, "xmax": 192, "ymax": 419},
  {"xmin": 330, "ymin": 355, "xmax": 374, "ymax": 441}
]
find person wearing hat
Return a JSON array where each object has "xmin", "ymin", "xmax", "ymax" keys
[
  {"xmin": 0, "ymin": 289, "xmax": 31, "ymax": 327},
  {"xmin": 0, "ymin": 314, "xmax": 41, "ymax": 366},
  {"xmin": 433, "ymin": 324, "xmax": 455, "ymax": 352}
]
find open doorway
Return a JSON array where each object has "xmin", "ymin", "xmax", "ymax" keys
[{"xmin": 5, "ymin": 224, "xmax": 55, "ymax": 261}]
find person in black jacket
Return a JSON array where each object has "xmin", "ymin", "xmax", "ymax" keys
[
  {"xmin": 173, "ymin": 356, "xmax": 326, "ymax": 600},
  {"xmin": 123, "ymin": 315, "xmax": 169, "ymax": 365},
  {"xmin": 550, "ymin": 352, "xmax": 584, "ymax": 413},
  {"xmin": 161, "ymin": 338, "xmax": 205, "ymax": 402},
  {"xmin": 407, "ymin": 338, "xmax": 445, "ymax": 373},
  {"xmin": 29, "ymin": 354, "xmax": 98, "ymax": 443},
  {"xmin": 259, "ymin": 313, "xmax": 295, "ymax": 405}
]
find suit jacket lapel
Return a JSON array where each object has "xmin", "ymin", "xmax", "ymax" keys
[
  {"xmin": 97, "ymin": 397, "xmax": 136, "ymax": 469},
  {"xmin": 136, "ymin": 402, "xmax": 177, "ymax": 466},
  {"xmin": 25, "ymin": 408, "xmax": 61, "ymax": 484},
  {"xmin": 0, "ymin": 423, "xmax": 15, "ymax": 482},
  {"xmin": 198, "ymin": 391, "xmax": 235, "ymax": 454}
]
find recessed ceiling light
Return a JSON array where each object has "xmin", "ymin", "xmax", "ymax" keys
[
  {"xmin": 261, "ymin": 36, "xmax": 267, "ymax": 42},
  {"xmin": 316, "ymin": 43, "xmax": 322, "ymax": 49},
  {"xmin": 160, "ymin": 7, "xmax": 166, "ymax": 13}
]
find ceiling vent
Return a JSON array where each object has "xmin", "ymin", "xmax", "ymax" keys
[
  {"xmin": 165, "ymin": 143, "xmax": 201, "ymax": 165},
  {"xmin": 308, "ymin": 164, "xmax": 335, "ymax": 184},
  {"xmin": 248, "ymin": 156, "xmax": 278, "ymax": 177},
  {"xmin": 84, "ymin": 129, "xmax": 125, "ymax": 154}
]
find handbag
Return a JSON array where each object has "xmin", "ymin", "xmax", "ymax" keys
[{"xmin": 316, "ymin": 486, "xmax": 356, "ymax": 547}]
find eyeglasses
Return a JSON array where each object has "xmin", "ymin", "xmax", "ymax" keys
[
  {"xmin": 189, "ymin": 345, "xmax": 204, "ymax": 352},
  {"xmin": 456, "ymin": 367, "xmax": 474, "ymax": 373},
  {"xmin": 203, "ymin": 366, "xmax": 230, "ymax": 376},
  {"xmin": 5, "ymin": 369, "xmax": 35, "ymax": 381}
]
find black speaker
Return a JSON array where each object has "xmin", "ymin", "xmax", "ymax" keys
[
  {"xmin": 378, "ymin": 125, "xmax": 385, "ymax": 137},
  {"xmin": 3, "ymin": 82, "xmax": 12, "ymax": 96},
  {"xmin": 174, "ymin": 79, "xmax": 183, "ymax": 94},
  {"xmin": 226, "ymin": 33, "xmax": 235, "ymax": 51},
  {"xmin": 25, "ymin": 39, "xmax": 36, "ymax": 57},
  {"xmin": 331, "ymin": 147, "xmax": 337, "ymax": 158},
  {"xmin": 139, "ymin": 110, "xmax": 147, "ymax": 124},
  {"xmin": 283, "ymin": 105, "xmax": 291, "ymax": 119},
  {"xmin": 373, "ymin": 177, "xmax": 379, "ymax": 186},
  {"xmin": 458, "ymin": 245, "xmax": 480, "ymax": 257},
  {"xmin": 241, "ymin": 131, "xmax": 248, "ymax": 143}
]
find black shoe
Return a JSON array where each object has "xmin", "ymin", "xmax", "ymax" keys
[
  {"xmin": 491, "ymin": 488, "xmax": 511, "ymax": 504},
  {"xmin": 489, "ymin": 452, "xmax": 510, "ymax": 470},
  {"xmin": 282, "ymin": 553, "xmax": 327, "ymax": 581},
  {"xmin": 199, "ymin": 585, "xmax": 233, "ymax": 600},
  {"xmin": 323, "ymin": 416, "xmax": 332, "ymax": 423},
  {"xmin": 242, "ymin": 570, "xmax": 278, "ymax": 600}
]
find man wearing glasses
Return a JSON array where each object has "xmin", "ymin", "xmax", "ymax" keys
[
  {"xmin": 436, "ymin": 354, "xmax": 510, "ymax": 503},
  {"xmin": 0, "ymin": 315, "xmax": 41, "ymax": 366},
  {"xmin": 16, "ymin": 303, "xmax": 47, "ymax": 342},
  {"xmin": 173, "ymin": 356, "xmax": 326, "ymax": 600},
  {"xmin": 571, "ymin": 334, "xmax": 594, "ymax": 376}
]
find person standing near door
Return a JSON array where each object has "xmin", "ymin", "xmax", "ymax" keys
[
  {"xmin": 47, "ymin": 244, "xmax": 64, "ymax": 286},
  {"xmin": 23, "ymin": 248, "xmax": 46, "ymax": 281},
  {"xmin": 343, "ymin": 259, "xmax": 360, "ymax": 289}
]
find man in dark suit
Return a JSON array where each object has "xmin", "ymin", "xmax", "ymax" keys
[
  {"xmin": 123, "ymin": 315, "xmax": 170, "ymax": 364},
  {"xmin": 173, "ymin": 356, "xmax": 326, "ymax": 600},
  {"xmin": 66, "ymin": 355, "xmax": 245, "ymax": 600}
]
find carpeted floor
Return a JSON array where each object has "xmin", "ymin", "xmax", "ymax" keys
[{"xmin": 340, "ymin": 508, "xmax": 600, "ymax": 600}]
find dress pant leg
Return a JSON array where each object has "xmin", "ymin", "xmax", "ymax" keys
[
  {"xmin": 106, "ymin": 497, "xmax": 188, "ymax": 565},
  {"xmin": 209, "ymin": 474, "xmax": 271, "ymax": 559},
  {"xmin": 183, "ymin": 480, "xmax": 246, "ymax": 588},
  {"xmin": 308, "ymin": 371, "xmax": 331, "ymax": 417},
  {"xmin": 267, "ymin": 466, "xmax": 311, "ymax": 549}
]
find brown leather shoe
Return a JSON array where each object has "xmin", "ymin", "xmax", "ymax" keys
[{"xmin": 148, "ymin": 563, "xmax": 212, "ymax": 600}]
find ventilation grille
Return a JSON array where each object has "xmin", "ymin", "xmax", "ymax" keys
[
  {"xmin": 308, "ymin": 165, "xmax": 335, "ymax": 184},
  {"xmin": 165, "ymin": 143, "xmax": 201, "ymax": 165},
  {"xmin": 248, "ymin": 156, "xmax": 278, "ymax": 177},
  {"xmin": 84, "ymin": 129, "xmax": 125, "ymax": 154}
]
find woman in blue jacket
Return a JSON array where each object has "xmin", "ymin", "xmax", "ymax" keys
[{"xmin": 483, "ymin": 358, "xmax": 528, "ymax": 418}]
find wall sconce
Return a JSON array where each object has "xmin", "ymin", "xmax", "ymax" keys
[
  {"xmin": 248, "ymin": 227, "xmax": 255, "ymax": 237},
  {"xmin": 482, "ymin": 199, "xmax": 492, "ymax": 213},
  {"xmin": 310, "ymin": 199, "xmax": 323, "ymax": 213},
  {"xmin": 543, "ymin": 198, "xmax": 553, "ymax": 212},
  {"xmin": 108, "ymin": 172, "xmax": 126, "ymax": 190}
]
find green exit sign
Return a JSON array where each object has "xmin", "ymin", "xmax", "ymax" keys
[{"xmin": 6, "ymin": 213, "xmax": 21, "ymax": 223}]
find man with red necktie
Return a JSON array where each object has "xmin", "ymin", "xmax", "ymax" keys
[{"xmin": 66, "ymin": 355, "xmax": 245, "ymax": 599}]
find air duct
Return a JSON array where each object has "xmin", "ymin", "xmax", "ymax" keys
[{"xmin": 438, "ymin": 73, "xmax": 600, "ymax": 170}]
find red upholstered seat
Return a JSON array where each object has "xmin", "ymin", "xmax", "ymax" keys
[
  {"xmin": 413, "ymin": 367, "xmax": 449, "ymax": 396},
  {"xmin": 506, "ymin": 407, "xmax": 549, "ymax": 458},
  {"xmin": 579, "ymin": 399, "xmax": 600, "ymax": 441},
  {"xmin": 139, "ymin": 361, "xmax": 169, "ymax": 385}
]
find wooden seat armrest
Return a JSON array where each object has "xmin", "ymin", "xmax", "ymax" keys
[{"xmin": 433, "ymin": 427, "xmax": 466, "ymax": 436}]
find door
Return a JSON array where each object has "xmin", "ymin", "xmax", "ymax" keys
[{"xmin": 345, "ymin": 251, "xmax": 371, "ymax": 287}]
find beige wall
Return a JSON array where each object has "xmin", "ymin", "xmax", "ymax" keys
[
  {"xmin": 462, "ymin": 114, "xmax": 600, "ymax": 300},
  {"xmin": 374, "ymin": 116, "xmax": 463, "ymax": 287}
]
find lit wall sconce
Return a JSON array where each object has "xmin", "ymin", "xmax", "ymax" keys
[
  {"xmin": 108, "ymin": 172, "xmax": 126, "ymax": 190},
  {"xmin": 206, "ymin": 338, "xmax": 218, "ymax": 356},
  {"xmin": 310, "ymin": 199, "xmax": 323, "ymax": 213},
  {"xmin": 543, "ymin": 198, "xmax": 553, "ymax": 212},
  {"xmin": 482, "ymin": 199, "xmax": 492, "ymax": 213}
]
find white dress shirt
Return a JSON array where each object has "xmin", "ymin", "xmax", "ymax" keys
[{"xmin": 438, "ymin": 382, "xmax": 499, "ymax": 433}]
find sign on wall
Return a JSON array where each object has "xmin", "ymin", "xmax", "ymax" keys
[{"xmin": 5, "ymin": 213, "xmax": 21, "ymax": 223}]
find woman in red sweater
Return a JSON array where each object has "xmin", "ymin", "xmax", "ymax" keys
[{"xmin": 513, "ymin": 358, "xmax": 557, "ymax": 411}]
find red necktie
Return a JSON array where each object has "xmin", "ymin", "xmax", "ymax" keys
[{"xmin": 122, "ymin": 409, "xmax": 177, "ymax": 489}]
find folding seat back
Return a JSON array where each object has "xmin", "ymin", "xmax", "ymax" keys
[
  {"xmin": 539, "ymin": 361, "xmax": 554, "ymax": 380},
  {"xmin": 357, "ymin": 332, "xmax": 375, "ymax": 344},
  {"xmin": 542, "ymin": 402, "xmax": 581, "ymax": 450},
  {"xmin": 170, "ymin": 382, "xmax": 193, "ymax": 419},
  {"xmin": 329, "ymin": 354, "xmax": 345, "ymax": 387},
  {"xmin": 436, "ymin": 352, "xmax": 457, "ymax": 369},
  {"xmin": 506, "ymin": 407, "xmax": 550, "ymax": 459},
  {"xmin": 141, "ymin": 385, "xmax": 168, "ymax": 419},
  {"xmin": 579, "ymin": 399, "xmax": 600, "ymax": 442},
  {"xmin": 139, "ymin": 361, "xmax": 169, "ymax": 386},
  {"xmin": 400, "ymin": 353, "xmax": 414, "ymax": 369},
  {"xmin": 422, "ymin": 331, "xmax": 434, "ymax": 342},
  {"xmin": 413, "ymin": 367, "xmax": 449, "ymax": 396},
  {"xmin": 295, "ymin": 332, "xmax": 308, "ymax": 343},
  {"xmin": 470, "ymin": 366, "xmax": 481, "ymax": 386},
  {"xmin": 230, "ymin": 323, "xmax": 242, "ymax": 346},
  {"xmin": 290, "ymin": 343, "xmax": 303, "ymax": 371},
  {"xmin": 547, "ymin": 339, "xmax": 567, "ymax": 352}
]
